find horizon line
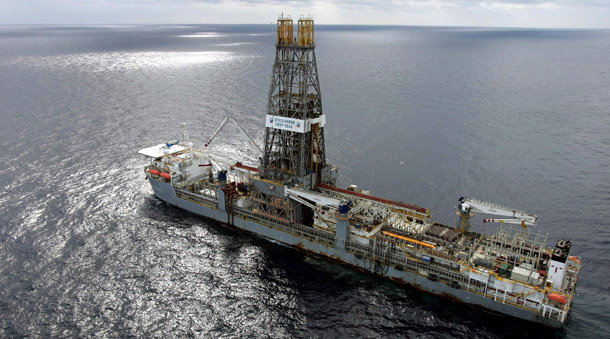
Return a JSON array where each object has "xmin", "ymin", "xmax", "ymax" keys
[{"xmin": 1, "ymin": 22, "xmax": 609, "ymax": 31}]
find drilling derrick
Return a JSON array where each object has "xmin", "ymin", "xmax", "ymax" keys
[
  {"xmin": 250, "ymin": 15, "xmax": 336, "ymax": 225},
  {"xmin": 261, "ymin": 16, "xmax": 334, "ymax": 188}
]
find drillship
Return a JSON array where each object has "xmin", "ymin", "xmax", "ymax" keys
[{"xmin": 139, "ymin": 16, "xmax": 581, "ymax": 328}]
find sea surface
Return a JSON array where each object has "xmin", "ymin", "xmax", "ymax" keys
[{"xmin": 0, "ymin": 24, "xmax": 609, "ymax": 338}]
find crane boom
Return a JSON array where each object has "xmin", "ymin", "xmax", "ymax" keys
[
  {"xmin": 204, "ymin": 116, "xmax": 230, "ymax": 148},
  {"xmin": 232, "ymin": 118, "xmax": 263, "ymax": 157},
  {"xmin": 285, "ymin": 187, "xmax": 340, "ymax": 209},
  {"xmin": 482, "ymin": 218, "xmax": 534, "ymax": 225},
  {"xmin": 461, "ymin": 197, "xmax": 537, "ymax": 226},
  {"xmin": 204, "ymin": 116, "xmax": 263, "ymax": 157}
]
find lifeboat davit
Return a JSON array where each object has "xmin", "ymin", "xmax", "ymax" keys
[
  {"xmin": 148, "ymin": 169, "xmax": 161, "ymax": 176},
  {"xmin": 160, "ymin": 172, "xmax": 171, "ymax": 180},
  {"xmin": 548, "ymin": 293, "xmax": 568, "ymax": 304}
]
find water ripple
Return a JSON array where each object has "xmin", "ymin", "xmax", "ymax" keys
[{"xmin": 0, "ymin": 25, "xmax": 608, "ymax": 338}]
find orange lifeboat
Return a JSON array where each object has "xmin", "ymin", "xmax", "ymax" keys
[
  {"xmin": 148, "ymin": 169, "xmax": 161, "ymax": 176},
  {"xmin": 547, "ymin": 293, "xmax": 568, "ymax": 304},
  {"xmin": 160, "ymin": 172, "xmax": 171, "ymax": 180}
]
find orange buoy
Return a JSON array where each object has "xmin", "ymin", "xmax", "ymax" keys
[
  {"xmin": 548, "ymin": 293, "xmax": 568, "ymax": 304},
  {"xmin": 160, "ymin": 172, "xmax": 171, "ymax": 180},
  {"xmin": 148, "ymin": 169, "xmax": 161, "ymax": 176}
]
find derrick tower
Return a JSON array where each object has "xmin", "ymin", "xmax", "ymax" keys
[{"xmin": 261, "ymin": 15, "xmax": 333, "ymax": 187}]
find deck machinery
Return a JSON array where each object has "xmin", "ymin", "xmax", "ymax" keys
[{"xmin": 139, "ymin": 15, "xmax": 582, "ymax": 328}]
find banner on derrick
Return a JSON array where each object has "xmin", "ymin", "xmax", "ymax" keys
[{"xmin": 265, "ymin": 115, "xmax": 325, "ymax": 133}]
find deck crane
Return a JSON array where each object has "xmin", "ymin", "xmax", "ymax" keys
[
  {"xmin": 199, "ymin": 116, "xmax": 263, "ymax": 178},
  {"xmin": 204, "ymin": 116, "xmax": 263, "ymax": 157},
  {"xmin": 456, "ymin": 197, "xmax": 537, "ymax": 232}
]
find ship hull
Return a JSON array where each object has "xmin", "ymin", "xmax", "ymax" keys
[{"xmin": 148, "ymin": 178, "xmax": 563, "ymax": 328}]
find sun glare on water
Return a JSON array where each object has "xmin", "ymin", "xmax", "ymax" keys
[{"xmin": 9, "ymin": 51, "xmax": 237, "ymax": 72}]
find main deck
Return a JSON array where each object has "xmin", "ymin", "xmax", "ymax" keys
[{"xmin": 139, "ymin": 149, "xmax": 581, "ymax": 328}]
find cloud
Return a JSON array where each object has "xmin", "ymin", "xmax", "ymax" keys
[
  {"xmin": 99, "ymin": 0, "xmax": 610, "ymax": 7},
  {"xmin": 0, "ymin": 0, "xmax": 608, "ymax": 28}
]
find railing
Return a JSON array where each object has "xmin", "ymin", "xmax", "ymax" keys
[
  {"xmin": 466, "ymin": 283, "xmax": 567, "ymax": 322},
  {"xmin": 171, "ymin": 185, "xmax": 565, "ymax": 323},
  {"xmin": 347, "ymin": 238, "xmax": 566, "ymax": 321},
  {"xmin": 174, "ymin": 185, "xmax": 335, "ymax": 246},
  {"xmin": 232, "ymin": 206, "xmax": 336, "ymax": 246},
  {"xmin": 175, "ymin": 188, "xmax": 219, "ymax": 209},
  {"xmin": 345, "ymin": 241, "xmax": 468, "ymax": 284}
]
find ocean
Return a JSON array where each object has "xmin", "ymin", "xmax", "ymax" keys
[{"xmin": 0, "ymin": 24, "xmax": 609, "ymax": 338}]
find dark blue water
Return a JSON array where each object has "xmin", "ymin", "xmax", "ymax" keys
[{"xmin": 1, "ymin": 24, "xmax": 609, "ymax": 338}]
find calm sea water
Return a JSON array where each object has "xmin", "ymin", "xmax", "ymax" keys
[{"xmin": 0, "ymin": 24, "xmax": 609, "ymax": 338}]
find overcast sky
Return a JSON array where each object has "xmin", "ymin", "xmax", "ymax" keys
[{"xmin": 1, "ymin": 0, "xmax": 609, "ymax": 28}]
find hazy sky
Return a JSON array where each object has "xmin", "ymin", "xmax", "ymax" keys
[{"xmin": 1, "ymin": 0, "xmax": 609, "ymax": 28}]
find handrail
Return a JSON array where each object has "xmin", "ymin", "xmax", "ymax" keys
[
  {"xmin": 171, "ymin": 185, "xmax": 564, "ymax": 322},
  {"xmin": 232, "ymin": 207, "xmax": 335, "ymax": 246},
  {"xmin": 175, "ymin": 188, "xmax": 219, "ymax": 208}
]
